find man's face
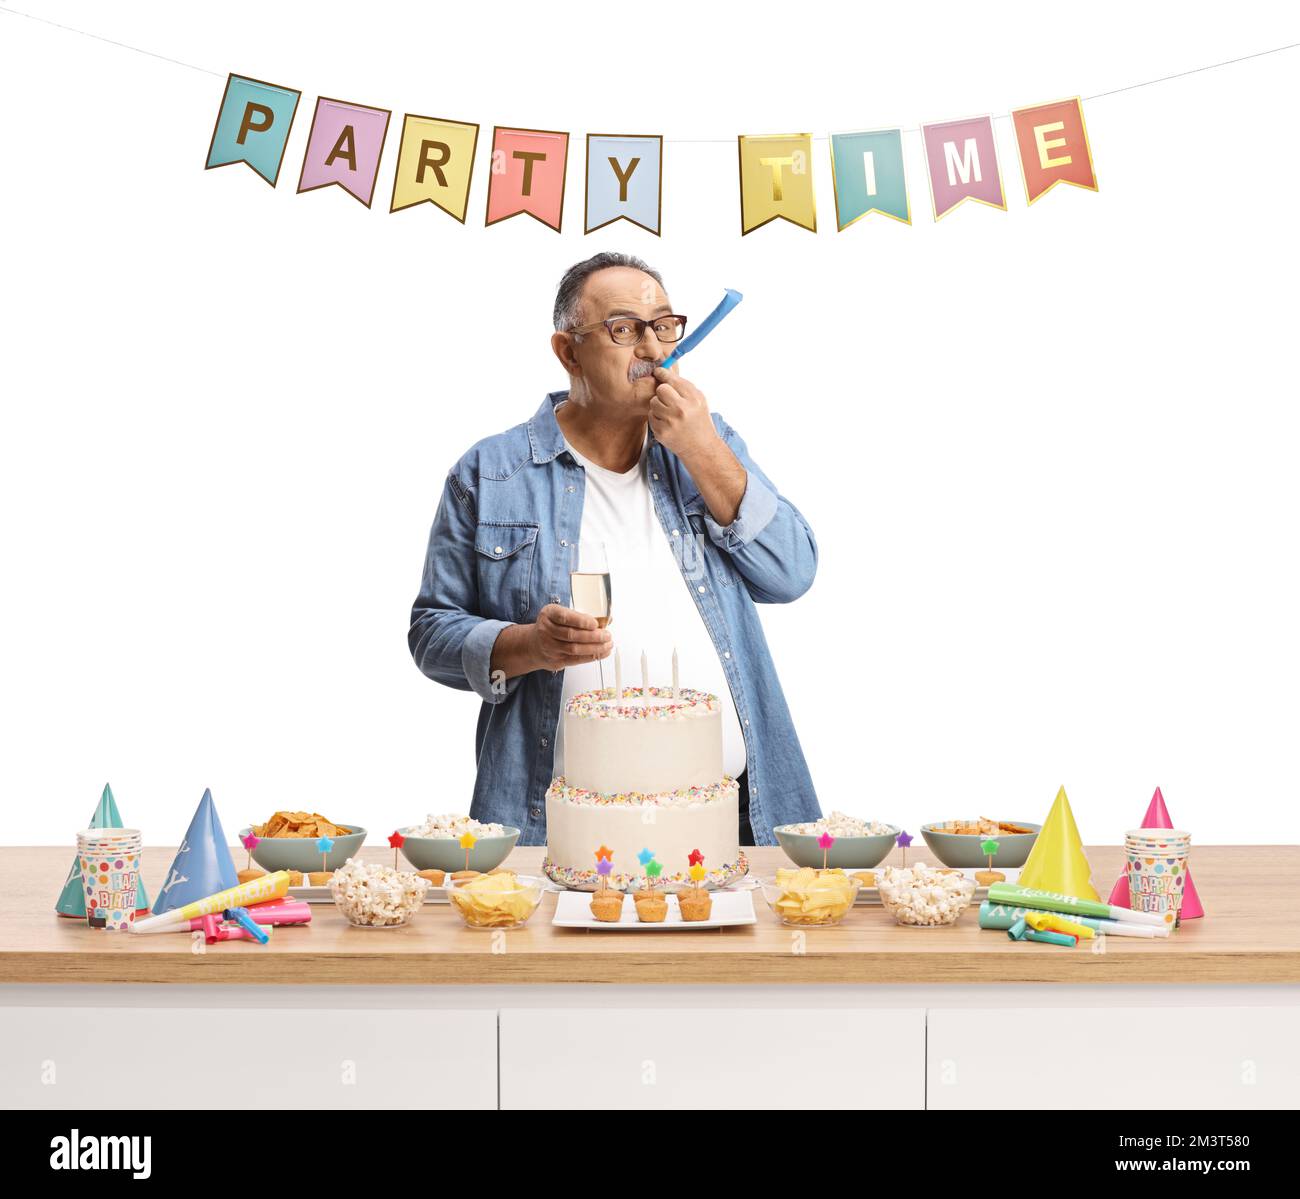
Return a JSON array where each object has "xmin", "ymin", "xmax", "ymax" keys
[{"xmin": 561, "ymin": 267, "xmax": 675, "ymax": 410}]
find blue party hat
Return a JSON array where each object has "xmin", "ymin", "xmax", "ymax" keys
[
  {"xmin": 56, "ymin": 783, "xmax": 153, "ymax": 917},
  {"xmin": 151, "ymin": 788, "xmax": 238, "ymax": 915}
]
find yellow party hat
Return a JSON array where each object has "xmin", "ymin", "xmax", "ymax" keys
[{"xmin": 1016, "ymin": 785, "xmax": 1098, "ymax": 900}]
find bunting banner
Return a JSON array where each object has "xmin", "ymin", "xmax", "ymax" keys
[
  {"xmin": 486, "ymin": 126, "xmax": 569, "ymax": 230},
  {"xmin": 922, "ymin": 114, "xmax": 1006, "ymax": 220},
  {"xmin": 829, "ymin": 128, "xmax": 911, "ymax": 229},
  {"xmin": 204, "ymin": 71, "xmax": 1101, "ymax": 233},
  {"xmin": 585, "ymin": 134, "xmax": 663, "ymax": 235},
  {"xmin": 204, "ymin": 73, "xmax": 301, "ymax": 187},
  {"xmin": 390, "ymin": 113, "xmax": 480, "ymax": 221},
  {"xmin": 1011, "ymin": 97, "xmax": 1098, "ymax": 204},
  {"xmin": 297, "ymin": 95, "xmax": 392, "ymax": 207},
  {"xmin": 738, "ymin": 133, "xmax": 817, "ymax": 234}
]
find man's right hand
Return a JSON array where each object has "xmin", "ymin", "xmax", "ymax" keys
[
  {"xmin": 489, "ymin": 604, "xmax": 612, "ymax": 680},
  {"xmin": 528, "ymin": 603, "xmax": 613, "ymax": 672}
]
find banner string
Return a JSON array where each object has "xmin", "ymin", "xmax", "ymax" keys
[{"xmin": 1, "ymin": 4, "xmax": 1297, "ymax": 140}]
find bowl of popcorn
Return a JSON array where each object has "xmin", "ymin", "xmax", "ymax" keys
[
  {"xmin": 774, "ymin": 812, "xmax": 900, "ymax": 869},
  {"xmin": 760, "ymin": 867, "xmax": 861, "ymax": 927},
  {"xmin": 876, "ymin": 862, "xmax": 976, "ymax": 927},
  {"xmin": 329, "ymin": 857, "xmax": 430, "ymax": 929},
  {"xmin": 397, "ymin": 814, "xmax": 520, "ymax": 873},
  {"xmin": 447, "ymin": 870, "xmax": 544, "ymax": 931}
]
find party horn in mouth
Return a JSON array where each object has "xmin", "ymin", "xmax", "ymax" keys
[{"xmin": 659, "ymin": 288, "xmax": 743, "ymax": 370}]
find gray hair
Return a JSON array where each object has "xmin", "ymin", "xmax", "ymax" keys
[{"xmin": 553, "ymin": 252, "xmax": 665, "ymax": 342}]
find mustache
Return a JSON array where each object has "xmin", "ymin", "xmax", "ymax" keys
[{"xmin": 628, "ymin": 358, "xmax": 661, "ymax": 381}]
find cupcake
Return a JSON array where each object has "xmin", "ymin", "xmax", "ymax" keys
[
  {"xmin": 237, "ymin": 867, "xmax": 266, "ymax": 885},
  {"xmin": 589, "ymin": 889, "xmax": 624, "ymax": 922},
  {"xmin": 635, "ymin": 891, "xmax": 668, "ymax": 922},
  {"xmin": 677, "ymin": 888, "xmax": 712, "ymax": 922}
]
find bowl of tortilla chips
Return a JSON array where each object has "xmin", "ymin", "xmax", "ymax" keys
[
  {"xmin": 920, "ymin": 817, "xmax": 1040, "ymax": 868},
  {"xmin": 241, "ymin": 811, "xmax": 367, "ymax": 872}
]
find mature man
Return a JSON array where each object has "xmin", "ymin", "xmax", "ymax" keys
[{"xmin": 408, "ymin": 251, "xmax": 821, "ymax": 845}]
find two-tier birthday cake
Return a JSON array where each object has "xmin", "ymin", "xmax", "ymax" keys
[{"xmin": 542, "ymin": 685, "xmax": 748, "ymax": 890}]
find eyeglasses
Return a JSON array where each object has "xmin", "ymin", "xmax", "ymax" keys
[{"xmin": 568, "ymin": 314, "xmax": 689, "ymax": 346}]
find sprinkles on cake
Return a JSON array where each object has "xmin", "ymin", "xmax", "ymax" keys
[{"xmin": 566, "ymin": 685, "xmax": 719, "ymax": 720}]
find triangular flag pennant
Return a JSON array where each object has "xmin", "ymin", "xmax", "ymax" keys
[
  {"xmin": 151, "ymin": 788, "xmax": 239, "ymax": 916},
  {"xmin": 56, "ymin": 784, "xmax": 153, "ymax": 918},
  {"xmin": 1017, "ymin": 785, "xmax": 1098, "ymax": 900},
  {"xmin": 1107, "ymin": 787, "xmax": 1204, "ymax": 918}
]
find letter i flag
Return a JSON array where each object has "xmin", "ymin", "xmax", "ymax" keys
[
  {"xmin": 205, "ymin": 73, "xmax": 302, "ymax": 187},
  {"xmin": 486, "ymin": 126, "xmax": 569, "ymax": 231},
  {"xmin": 828, "ymin": 128, "xmax": 911, "ymax": 229},
  {"xmin": 1011, "ymin": 97, "xmax": 1098, "ymax": 204},
  {"xmin": 585, "ymin": 134, "xmax": 663, "ymax": 235},
  {"xmin": 297, "ymin": 96, "xmax": 392, "ymax": 208},
  {"xmin": 921, "ymin": 115, "xmax": 1006, "ymax": 220},
  {"xmin": 738, "ymin": 133, "xmax": 817, "ymax": 234},
  {"xmin": 390, "ymin": 113, "xmax": 480, "ymax": 221}
]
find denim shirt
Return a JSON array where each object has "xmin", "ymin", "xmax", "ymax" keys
[{"xmin": 407, "ymin": 390, "xmax": 823, "ymax": 846}]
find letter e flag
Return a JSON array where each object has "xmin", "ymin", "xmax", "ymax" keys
[{"xmin": 1011, "ymin": 97, "xmax": 1097, "ymax": 204}]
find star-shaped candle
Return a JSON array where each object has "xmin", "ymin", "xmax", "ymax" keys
[
  {"xmin": 315, "ymin": 835, "xmax": 334, "ymax": 872},
  {"xmin": 636, "ymin": 847, "xmax": 654, "ymax": 867},
  {"xmin": 688, "ymin": 862, "xmax": 707, "ymax": 892},
  {"xmin": 388, "ymin": 830, "xmax": 406, "ymax": 869},
  {"xmin": 896, "ymin": 830, "xmax": 913, "ymax": 868},
  {"xmin": 980, "ymin": 837, "xmax": 1000, "ymax": 872},
  {"xmin": 595, "ymin": 853, "xmax": 613, "ymax": 894},
  {"xmin": 688, "ymin": 847, "xmax": 704, "ymax": 867},
  {"xmin": 817, "ymin": 831, "xmax": 835, "ymax": 871},
  {"xmin": 459, "ymin": 830, "xmax": 477, "ymax": 872},
  {"xmin": 645, "ymin": 858, "xmax": 663, "ymax": 890},
  {"xmin": 240, "ymin": 831, "xmax": 259, "ymax": 871}
]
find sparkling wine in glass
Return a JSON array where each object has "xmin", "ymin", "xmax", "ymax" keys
[{"xmin": 569, "ymin": 541, "xmax": 612, "ymax": 693}]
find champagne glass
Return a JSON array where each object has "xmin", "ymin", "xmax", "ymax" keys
[{"xmin": 569, "ymin": 541, "xmax": 612, "ymax": 695}]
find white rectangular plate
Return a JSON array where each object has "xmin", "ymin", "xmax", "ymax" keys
[{"xmin": 552, "ymin": 890, "xmax": 756, "ymax": 930}]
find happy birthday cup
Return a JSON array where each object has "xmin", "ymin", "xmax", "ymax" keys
[
  {"xmin": 76, "ymin": 827, "xmax": 142, "ymax": 931},
  {"xmin": 1124, "ymin": 828, "xmax": 1190, "ymax": 929}
]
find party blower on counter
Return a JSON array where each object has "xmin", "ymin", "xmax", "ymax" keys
[{"xmin": 129, "ymin": 871, "xmax": 294, "ymax": 934}]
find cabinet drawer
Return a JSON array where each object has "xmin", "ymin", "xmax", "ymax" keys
[
  {"xmin": 927, "ymin": 1007, "xmax": 1300, "ymax": 1109},
  {"xmin": 0, "ymin": 1006, "xmax": 497, "ymax": 1109},
  {"xmin": 500, "ymin": 1007, "xmax": 924, "ymax": 1109}
]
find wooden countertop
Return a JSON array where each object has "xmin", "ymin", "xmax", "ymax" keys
[{"xmin": 2, "ymin": 845, "xmax": 1295, "ymax": 985}]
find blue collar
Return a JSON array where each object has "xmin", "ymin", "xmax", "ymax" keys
[{"xmin": 528, "ymin": 389, "xmax": 659, "ymax": 464}]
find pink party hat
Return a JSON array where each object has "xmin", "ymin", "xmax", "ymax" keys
[{"xmin": 1107, "ymin": 786, "xmax": 1204, "ymax": 918}]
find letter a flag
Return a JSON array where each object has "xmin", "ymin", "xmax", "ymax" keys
[
  {"xmin": 205, "ymin": 73, "xmax": 301, "ymax": 187},
  {"xmin": 390, "ymin": 113, "xmax": 480, "ymax": 221},
  {"xmin": 486, "ymin": 126, "xmax": 569, "ymax": 231},
  {"xmin": 1011, "ymin": 97, "xmax": 1098, "ymax": 204},
  {"xmin": 738, "ymin": 133, "xmax": 817, "ymax": 234},
  {"xmin": 829, "ymin": 129, "xmax": 911, "ymax": 229},
  {"xmin": 56, "ymin": 783, "xmax": 152, "ymax": 917},
  {"xmin": 297, "ymin": 96, "xmax": 392, "ymax": 208},
  {"xmin": 921, "ymin": 115, "xmax": 1005, "ymax": 220},
  {"xmin": 152, "ymin": 788, "xmax": 239, "ymax": 916},
  {"xmin": 585, "ymin": 134, "xmax": 663, "ymax": 235}
]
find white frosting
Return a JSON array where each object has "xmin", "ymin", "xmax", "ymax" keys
[
  {"xmin": 546, "ymin": 779, "xmax": 740, "ymax": 880},
  {"xmin": 562, "ymin": 687, "xmax": 722, "ymax": 794}
]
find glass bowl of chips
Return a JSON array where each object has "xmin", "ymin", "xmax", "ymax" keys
[
  {"xmin": 759, "ymin": 868, "xmax": 861, "ymax": 926},
  {"xmin": 447, "ymin": 871, "xmax": 544, "ymax": 930}
]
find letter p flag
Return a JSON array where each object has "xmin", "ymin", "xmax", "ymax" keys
[{"xmin": 206, "ymin": 73, "xmax": 302, "ymax": 187}]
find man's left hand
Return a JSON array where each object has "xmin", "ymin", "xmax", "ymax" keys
[{"xmin": 649, "ymin": 367, "xmax": 719, "ymax": 461}]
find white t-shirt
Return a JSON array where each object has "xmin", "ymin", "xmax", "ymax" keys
[{"xmin": 552, "ymin": 420, "xmax": 747, "ymax": 781}]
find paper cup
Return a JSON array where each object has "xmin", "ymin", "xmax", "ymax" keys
[
  {"xmin": 1124, "ymin": 830, "xmax": 1190, "ymax": 928},
  {"xmin": 77, "ymin": 828, "xmax": 142, "ymax": 931}
]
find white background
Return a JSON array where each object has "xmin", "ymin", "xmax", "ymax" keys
[{"xmin": 2, "ymin": 2, "xmax": 1296, "ymax": 848}]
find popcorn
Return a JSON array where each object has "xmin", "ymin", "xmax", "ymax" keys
[
  {"xmin": 403, "ymin": 813, "xmax": 505, "ymax": 839},
  {"xmin": 779, "ymin": 811, "xmax": 897, "ymax": 837},
  {"xmin": 876, "ymin": 861, "xmax": 976, "ymax": 927},
  {"xmin": 329, "ymin": 857, "xmax": 429, "ymax": 927}
]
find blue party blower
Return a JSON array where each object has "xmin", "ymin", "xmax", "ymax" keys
[{"xmin": 659, "ymin": 288, "xmax": 743, "ymax": 370}]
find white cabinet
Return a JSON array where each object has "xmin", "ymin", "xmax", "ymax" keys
[
  {"xmin": 499, "ymin": 1006, "xmax": 925, "ymax": 1109},
  {"xmin": 0, "ymin": 1005, "xmax": 497, "ymax": 1109},
  {"xmin": 926, "ymin": 1006, "xmax": 1300, "ymax": 1109}
]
